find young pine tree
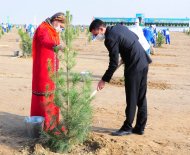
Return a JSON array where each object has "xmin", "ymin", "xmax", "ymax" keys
[
  {"xmin": 156, "ymin": 32, "xmax": 165, "ymax": 47},
  {"xmin": 43, "ymin": 11, "xmax": 93, "ymax": 153}
]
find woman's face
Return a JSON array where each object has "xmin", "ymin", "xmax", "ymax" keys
[{"xmin": 52, "ymin": 20, "xmax": 64, "ymax": 32}]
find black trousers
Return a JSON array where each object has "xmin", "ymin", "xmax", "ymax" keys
[{"xmin": 123, "ymin": 67, "xmax": 148, "ymax": 131}]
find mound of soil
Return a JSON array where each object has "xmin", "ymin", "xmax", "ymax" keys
[{"xmin": 20, "ymin": 133, "xmax": 126, "ymax": 155}]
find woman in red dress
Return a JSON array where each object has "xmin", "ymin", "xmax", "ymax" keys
[{"xmin": 31, "ymin": 13, "xmax": 65, "ymax": 130}]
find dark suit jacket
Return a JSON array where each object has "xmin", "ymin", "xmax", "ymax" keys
[{"xmin": 102, "ymin": 24, "xmax": 152, "ymax": 82}]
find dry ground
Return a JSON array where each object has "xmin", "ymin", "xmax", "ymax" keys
[{"xmin": 0, "ymin": 29, "xmax": 190, "ymax": 155}]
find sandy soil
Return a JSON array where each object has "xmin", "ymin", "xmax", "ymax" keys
[{"xmin": 0, "ymin": 29, "xmax": 190, "ymax": 155}]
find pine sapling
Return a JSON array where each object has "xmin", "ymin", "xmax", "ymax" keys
[
  {"xmin": 157, "ymin": 32, "xmax": 165, "ymax": 47},
  {"xmin": 42, "ymin": 11, "xmax": 94, "ymax": 153}
]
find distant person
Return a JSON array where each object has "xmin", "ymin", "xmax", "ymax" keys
[
  {"xmin": 31, "ymin": 12, "xmax": 65, "ymax": 131},
  {"xmin": 2, "ymin": 23, "xmax": 7, "ymax": 33},
  {"xmin": 30, "ymin": 25, "xmax": 35, "ymax": 38},
  {"xmin": 143, "ymin": 27, "xmax": 155, "ymax": 54},
  {"xmin": 161, "ymin": 29, "xmax": 166, "ymax": 37},
  {"xmin": 150, "ymin": 25, "xmax": 157, "ymax": 47},
  {"xmin": 154, "ymin": 25, "xmax": 157, "ymax": 46},
  {"xmin": 28, "ymin": 24, "xmax": 35, "ymax": 38},
  {"xmin": 8, "ymin": 23, "xmax": 12, "ymax": 32},
  {"xmin": 165, "ymin": 28, "xmax": 170, "ymax": 44},
  {"xmin": 89, "ymin": 19, "xmax": 152, "ymax": 136},
  {"xmin": 24, "ymin": 24, "xmax": 28, "ymax": 33},
  {"xmin": 81, "ymin": 25, "xmax": 84, "ymax": 32},
  {"xmin": 153, "ymin": 25, "xmax": 157, "ymax": 46},
  {"xmin": 130, "ymin": 18, "xmax": 151, "ymax": 56}
]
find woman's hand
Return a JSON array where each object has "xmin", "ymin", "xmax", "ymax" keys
[
  {"xmin": 53, "ymin": 44, "xmax": 64, "ymax": 53},
  {"xmin": 57, "ymin": 44, "xmax": 64, "ymax": 51}
]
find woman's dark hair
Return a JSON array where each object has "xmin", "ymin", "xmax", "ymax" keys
[
  {"xmin": 89, "ymin": 19, "xmax": 106, "ymax": 32},
  {"xmin": 50, "ymin": 12, "xmax": 65, "ymax": 23}
]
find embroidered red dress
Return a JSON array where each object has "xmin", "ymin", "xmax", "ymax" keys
[{"xmin": 30, "ymin": 21, "xmax": 60, "ymax": 130}]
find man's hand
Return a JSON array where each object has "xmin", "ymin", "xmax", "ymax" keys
[{"xmin": 97, "ymin": 80, "xmax": 105, "ymax": 91}]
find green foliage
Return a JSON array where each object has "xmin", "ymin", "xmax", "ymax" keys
[
  {"xmin": 43, "ymin": 11, "xmax": 93, "ymax": 153},
  {"xmin": 88, "ymin": 33, "xmax": 92, "ymax": 43},
  {"xmin": 72, "ymin": 26, "xmax": 80, "ymax": 38},
  {"xmin": 61, "ymin": 25, "xmax": 80, "ymax": 43},
  {"xmin": 86, "ymin": 27, "xmax": 90, "ymax": 35},
  {"xmin": 156, "ymin": 32, "xmax": 165, "ymax": 47},
  {"xmin": 185, "ymin": 29, "xmax": 190, "ymax": 35},
  {"xmin": 18, "ymin": 29, "xmax": 32, "ymax": 57},
  {"xmin": 183, "ymin": 28, "xmax": 190, "ymax": 35},
  {"xmin": 86, "ymin": 27, "xmax": 92, "ymax": 43},
  {"xmin": 0, "ymin": 27, "xmax": 4, "ymax": 39}
]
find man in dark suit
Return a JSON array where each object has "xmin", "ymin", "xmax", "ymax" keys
[{"xmin": 89, "ymin": 19, "xmax": 152, "ymax": 136}]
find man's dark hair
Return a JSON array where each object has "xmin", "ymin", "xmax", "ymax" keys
[
  {"xmin": 120, "ymin": 22, "xmax": 124, "ymax": 25},
  {"xmin": 89, "ymin": 19, "xmax": 106, "ymax": 32}
]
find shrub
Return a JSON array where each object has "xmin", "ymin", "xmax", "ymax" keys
[
  {"xmin": 0, "ymin": 27, "xmax": 4, "ymax": 38},
  {"xmin": 186, "ymin": 29, "xmax": 190, "ymax": 35},
  {"xmin": 85, "ymin": 28, "xmax": 92, "ymax": 43},
  {"xmin": 18, "ymin": 29, "xmax": 32, "ymax": 57}
]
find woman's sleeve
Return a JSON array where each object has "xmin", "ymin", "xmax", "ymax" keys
[{"xmin": 38, "ymin": 27, "xmax": 57, "ymax": 50}]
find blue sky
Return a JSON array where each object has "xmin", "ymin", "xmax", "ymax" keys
[{"xmin": 0, "ymin": 0, "xmax": 189, "ymax": 25}]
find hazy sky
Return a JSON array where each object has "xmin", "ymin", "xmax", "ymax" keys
[{"xmin": 0, "ymin": 0, "xmax": 189, "ymax": 25}]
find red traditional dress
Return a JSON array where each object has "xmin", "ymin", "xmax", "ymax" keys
[{"xmin": 30, "ymin": 21, "xmax": 60, "ymax": 130}]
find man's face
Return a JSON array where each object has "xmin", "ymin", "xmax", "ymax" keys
[
  {"xmin": 91, "ymin": 27, "xmax": 104, "ymax": 37},
  {"xmin": 135, "ymin": 22, "xmax": 139, "ymax": 26}
]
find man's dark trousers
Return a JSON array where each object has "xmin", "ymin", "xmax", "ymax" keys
[{"xmin": 123, "ymin": 66, "xmax": 148, "ymax": 131}]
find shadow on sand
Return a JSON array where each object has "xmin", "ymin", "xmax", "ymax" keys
[
  {"xmin": 92, "ymin": 126, "xmax": 117, "ymax": 134},
  {"xmin": 0, "ymin": 112, "xmax": 32, "ymax": 150}
]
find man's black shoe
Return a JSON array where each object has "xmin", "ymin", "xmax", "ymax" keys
[
  {"xmin": 132, "ymin": 128, "xmax": 144, "ymax": 135},
  {"xmin": 111, "ymin": 129, "xmax": 132, "ymax": 136}
]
